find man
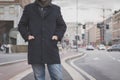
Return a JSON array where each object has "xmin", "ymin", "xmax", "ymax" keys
[{"xmin": 18, "ymin": 0, "xmax": 67, "ymax": 80}]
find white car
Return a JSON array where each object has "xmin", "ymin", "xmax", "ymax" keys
[
  {"xmin": 98, "ymin": 44, "xmax": 106, "ymax": 50},
  {"xmin": 86, "ymin": 45, "xmax": 94, "ymax": 50},
  {"xmin": 71, "ymin": 45, "xmax": 77, "ymax": 49}
]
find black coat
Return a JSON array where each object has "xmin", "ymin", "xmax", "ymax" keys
[{"xmin": 18, "ymin": 2, "xmax": 67, "ymax": 64}]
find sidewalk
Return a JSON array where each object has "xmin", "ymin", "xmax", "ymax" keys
[
  {"xmin": 0, "ymin": 51, "xmax": 27, "ymax": 65},
  {"xmin": 0, "ymin": 52, "xmax": 28, "ymax": 80},
  {"xmin": 21, "ymin": 49, "xmax": 81, "ymax": 80},
  {"xmin": 0, "ymin": 49, "xmax": 83, "ymax": 80},
  {"xmin": 22, "ymin": 66, "xmax": 73, "ymax": 80}
]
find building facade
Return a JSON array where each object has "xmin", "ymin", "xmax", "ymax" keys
[
  {"xmin": 112, "ymin": 10, "xmax": 120, "ymax": 44},
  {"xmin": 0, "ymin": 0, "xmax": 32, "ymax": 45},
  {"xmin": 84, "ymin": 22, "xmax": 100, "ymax": 46},
  {"xmin": 65, "ymin": 22, "xmax": 82, "ymax": 46},
  {"xmin": 104, "ymin": 17, "xmax": 113, "ymax": 45}
]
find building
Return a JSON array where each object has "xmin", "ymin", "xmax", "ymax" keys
[
  {"xmin": 84, "ymin": 22, "xmax": 100, "ymax": 46},
  {"xmin": 112, "ymin": 10, "xmax": 120, "ymax": 44},
  {"xmin": 0, "ymin": 0, "xmax": 32, "ymax": 45},
  {"xmin": 95, "ymin": 25, "xmax": 101, "ymax": 45},
  {"xmin": 104, "ymin": 17, "xmax": 113, "ymax": 45},
  {"xmin": 64, "ymin": 22, "xmax": 82, "ymax": 46}
]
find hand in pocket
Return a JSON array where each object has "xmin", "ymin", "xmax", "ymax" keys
[
  {"xmin": 28, "ymin": 35, "xmax": 35, "ymax": 40},
  {"xmin": 52, "ymin": 35, "xmax": 58, "ymax": 40}
]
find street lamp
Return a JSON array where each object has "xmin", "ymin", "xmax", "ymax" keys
[
  {"xmin": 75, "ymin": 0, "xmax": 78, "ymax": 52},
  {"xmin": 76, "ymin": 0, "xmax": 84, "ymax": 52}
]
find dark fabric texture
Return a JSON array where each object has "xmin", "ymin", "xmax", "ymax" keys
[{"xmin": 18, "ymin": 2, "xmax": 67, "ymax": 64}]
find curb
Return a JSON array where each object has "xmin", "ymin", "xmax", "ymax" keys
[
  {"xmin": 62, "ymin": 52, "xmax": 85, "ymax": 80},
  {"xmin": 9, "ymin": 68, "xmax": 32, "ymax": 80},
  {"xmin": 70, "ymin": 54, "xmax": 96, "ymax": 80},
  {"xmin": 0, "ymin": 59, "xmax": 27, "ymax": 66},
  {"xmin": 9, "ymin": 52, "xmax": 85, "ymax": 80}
]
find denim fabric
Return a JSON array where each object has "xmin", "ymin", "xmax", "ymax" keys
[{"xmin": 32, "ymin": 64, "xmax": 63, "ymax": 80}]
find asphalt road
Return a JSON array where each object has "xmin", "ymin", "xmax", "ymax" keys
[{"xmin": 74, "ymin": 49, "xmax": 120, "ymax": 80}]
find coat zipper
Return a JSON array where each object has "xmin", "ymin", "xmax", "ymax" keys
[{"xmin": 41, "ymin": 7, "xmax": 44, "ymax": 63}]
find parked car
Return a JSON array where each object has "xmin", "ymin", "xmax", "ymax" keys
[
  {"xmin": 107, "ymin": 44, "xmax": 120, "ymax": 52},
  {"xmin": 86, "ymin": 45, "xmax": 94, "ymax": 50},
  {"xmin": 71, "ymin": 45, "xmax": 77, "ymax": 49},
  {"xmin": 97, "ymin": 44, "xmax": 106, "ymax": 50}
]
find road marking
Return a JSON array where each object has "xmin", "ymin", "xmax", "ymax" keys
[
  {"xmin": 106, "ymin": 54, "xmax": 120, "ymax": 63},
  {"xmin": 112, "ymin": 57, "xmax": 116, "ymax": 60},
  {"xmin": 108, "ymin": 55, "xmax": 116, "ymax": 61},
  {"xmin": 93, "ymin": 57, "xmax": 100, "ymax": 61},
  {"xmin": 62, "ymin": 53, "xmax": 86, "ymax": 80},
  {"xmin": 70, "ymin": 54, "xmax": 96, "ymax": 80},
  {"xmin": 117, "ymin": 59, "xmax": 120, "ymax": 62}
]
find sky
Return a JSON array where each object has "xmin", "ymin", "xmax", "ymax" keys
[{"xmin": 52, "ymin": 0, "xmax": 120, "ymax": 23}]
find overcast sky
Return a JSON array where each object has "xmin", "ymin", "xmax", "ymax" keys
[{"xmin": 52, "ymin": 0, "xmax": 120, "ymax": 23}]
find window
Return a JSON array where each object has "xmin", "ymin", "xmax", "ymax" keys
[
  {"xmin": 9, "ymin": 7, "xmax": 15, "ymax": 14},
  {"xmin": 0, "ymin": 7, "xmax": 4, "ymax": 14}
]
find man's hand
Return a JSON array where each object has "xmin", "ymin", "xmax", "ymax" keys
[
  {"xmin": 52, "ymin": 35, "xmax": 58, "ymax": 40},
  {"xmin": 28, "ymin": 35, "xmax": 35, "ymax": 40}
]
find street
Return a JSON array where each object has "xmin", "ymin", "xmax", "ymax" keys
[
  {"xmin": 0, "ymin": 50, "xmax": 73, "ymax": 80},
  {"xmin": 0, "ymin": 0, "xmax": 120, "ymax": 80},
  {"xmin": 73, "ymin": 49, "xmax": 120, "ymax": 80},
  {"xmin": 0, "ymin": 49, "xmax": 120, "ymax": 80}
]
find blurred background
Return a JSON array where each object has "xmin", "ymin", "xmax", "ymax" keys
[
  {"xmin": 0, "ymin": 0, "xmax": 120, "ymax": 53},
  {"xmin": 0, "ymin": 0, "xmax": 120, "ymax": 80}
]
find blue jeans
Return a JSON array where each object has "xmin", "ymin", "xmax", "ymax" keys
[{"xmin": 32, "ymin": 64, "xmax": 63, "ymax": 80}]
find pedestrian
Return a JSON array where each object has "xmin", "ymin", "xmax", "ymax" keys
[{"xmin": 18, "ymin": 0, "xmax": 67, "ymax": 80}]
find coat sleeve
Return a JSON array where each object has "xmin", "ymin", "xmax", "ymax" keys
[
  {"xmin": 18, "ymin": 6, "xmax": 30, "ymax": 42},
  {"xmin": 54, "ymin": 7, "xmax": 67, "ymax": 41}
]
